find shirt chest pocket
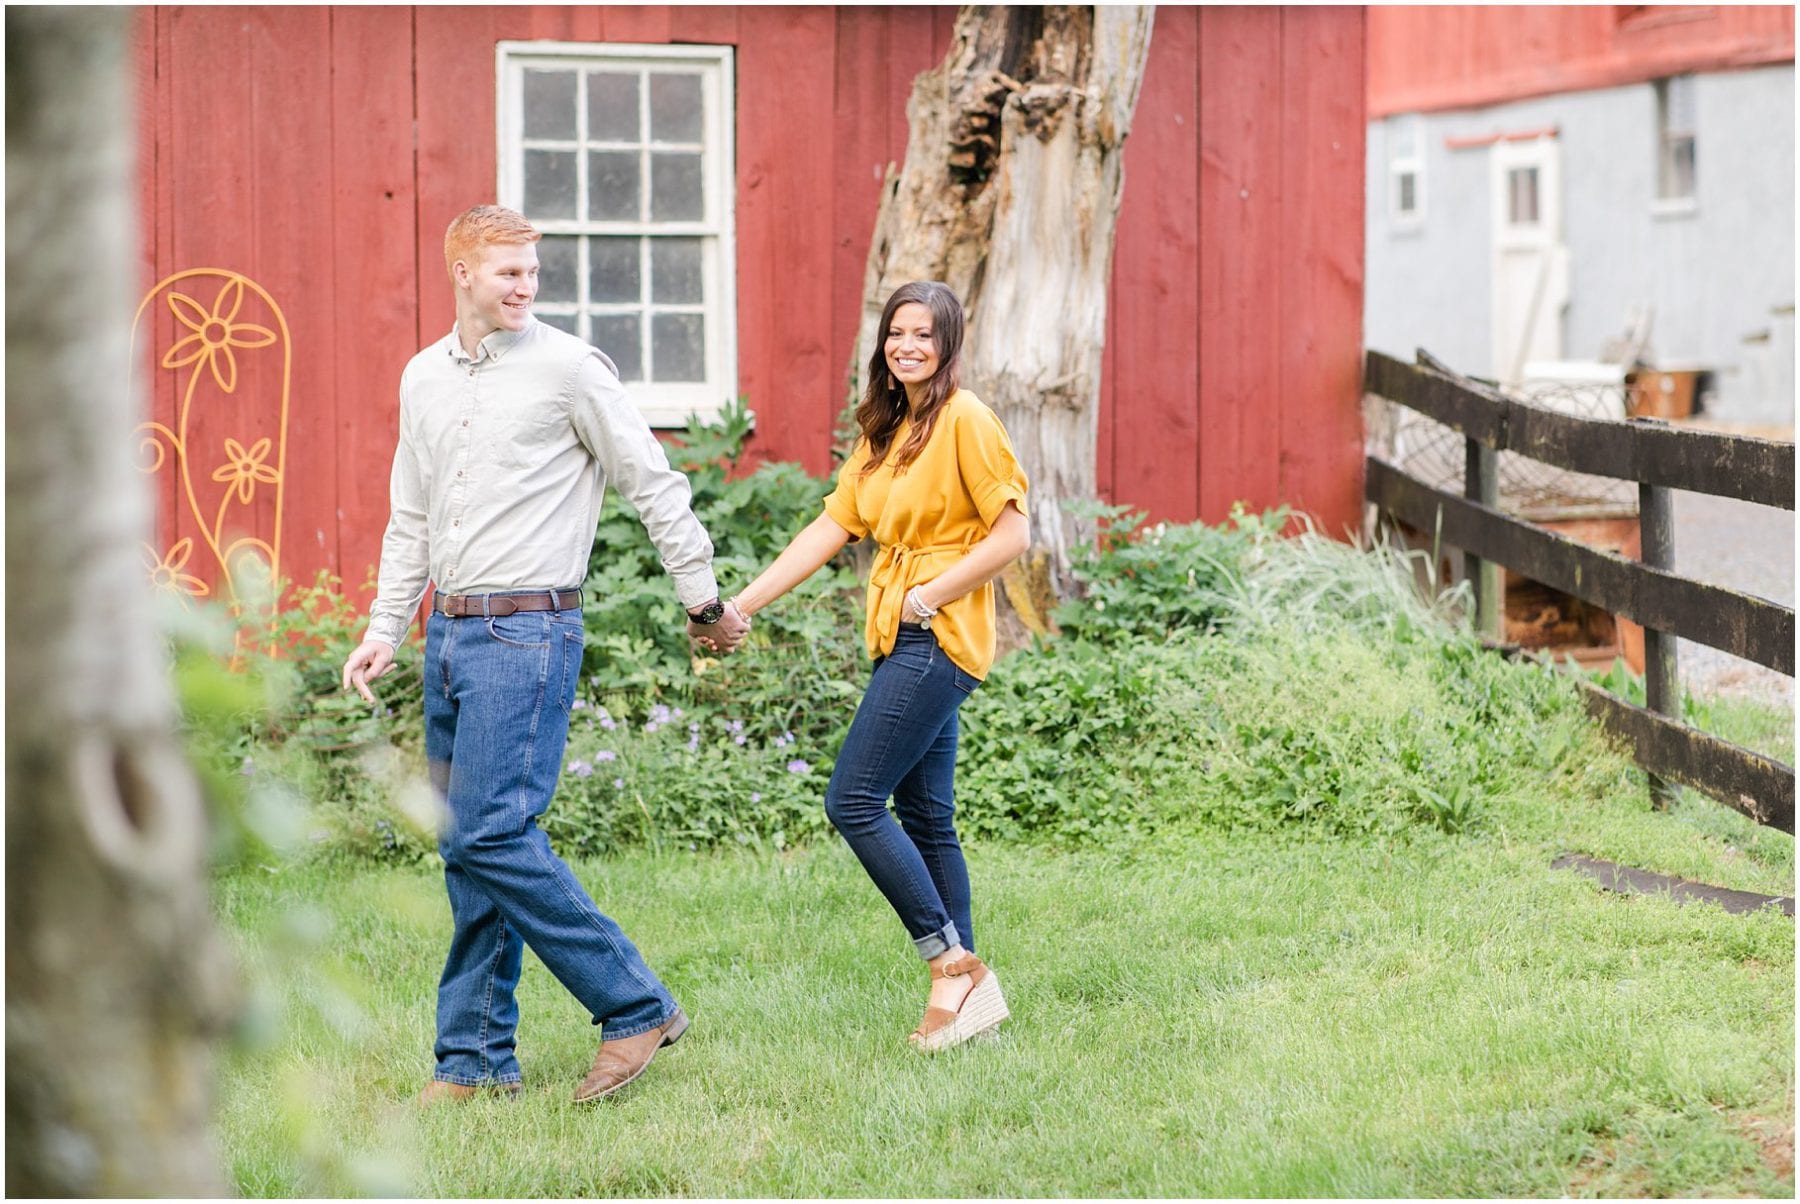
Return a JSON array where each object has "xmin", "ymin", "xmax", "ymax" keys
[{"xmin": 483, "ymin": 402, "xmax": 569, "ymax": 471}]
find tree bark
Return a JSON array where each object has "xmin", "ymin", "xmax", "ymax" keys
[
  {"xmin": 6, "ymin": 8, "xmax": 234, "ymax": 1195},
  {"xmin": 852, "ymin": 6, "xmax": 1155, "ymax": 641}
]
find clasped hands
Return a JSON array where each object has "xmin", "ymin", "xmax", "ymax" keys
[{"xmin": 688, "ymin": 598, "xmax": 752, "ymax": 655}]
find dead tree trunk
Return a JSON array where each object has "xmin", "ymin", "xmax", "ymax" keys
[
  {"xmin": 852, "ymin": 6, "xmax": 1154, "ymax": 640},
  {"xmin": 6, "ymin": 8, "xmax": 234, "ymax": 1195}
]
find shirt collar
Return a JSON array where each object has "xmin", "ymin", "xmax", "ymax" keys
[{"xmin": 447, "ymin": 318, "xmax": 533, "ymax": 365}]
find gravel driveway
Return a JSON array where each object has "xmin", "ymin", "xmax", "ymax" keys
[{"xmin": 1672, "ymin": 488, "xmax": 1795, "ymax": 706}]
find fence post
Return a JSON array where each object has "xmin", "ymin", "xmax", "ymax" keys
[
  {"xmin": 1638, "ymin": 476, "xmax": 1680, "ymax": 810},
  {"xmin": 1465, "ymin": 436, "xmax": 1502, "ymax": 639}
]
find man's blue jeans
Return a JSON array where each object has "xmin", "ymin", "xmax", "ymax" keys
[
  {"xmin": 423, "ymin": 602, "xmax": 677, "ymax": 1087},
  {"xmin": 825, "ymin": 625, "xmax": 982, "ymax": 960}
]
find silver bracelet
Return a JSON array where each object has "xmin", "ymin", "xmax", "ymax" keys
[{"xmin": 905, "ymin": 586, "xmax": 939, "ymax": 625}]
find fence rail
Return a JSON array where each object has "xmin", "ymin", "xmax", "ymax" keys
[{"xmin": 1365, "ymin": 350, "xmax": 1796, "ymax": 834}]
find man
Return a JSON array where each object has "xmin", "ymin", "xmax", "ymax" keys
[{"xmin": 341, "ymin": 205, "xmax": 750, "ymax": 1104}]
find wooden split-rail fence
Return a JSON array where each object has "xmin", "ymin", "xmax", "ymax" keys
[{"xmin": 1364, "ymin": 350, "xmax": 1796, "ymax": 835}]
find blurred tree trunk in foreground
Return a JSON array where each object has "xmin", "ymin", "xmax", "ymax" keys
[
  {"xmin": 6, "ymin": 7, "xmax": 232, "ymax": 1195},
  {"xmin": 853, "ymin": 5, "xmax": 1155, "ymax": 642}
]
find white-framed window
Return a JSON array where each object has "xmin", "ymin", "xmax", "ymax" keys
[
  {"xmin": 1505, "ymin": 164, "xmax": 1541, "ymax": 228},
  {"xmin": 498, "ymin": 42, "xmax": 737, "ymax": 427},
  {"xmin": 1388, "ymin": 114, "xmax": 1425, "ymax": 229},
  {"xmin": 1653, "ymin": 75, "xmax": 1697, "ymax": 211}
]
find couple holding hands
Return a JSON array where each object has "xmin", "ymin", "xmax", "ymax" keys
[{"xmin": 342, "ymin": 206, "xmax": 1029, "ymax": 1104}]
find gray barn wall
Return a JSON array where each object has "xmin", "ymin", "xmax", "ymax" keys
[{"xmin": 1365, "ymin": 64, "xmax": 1794, "ymax": 424}]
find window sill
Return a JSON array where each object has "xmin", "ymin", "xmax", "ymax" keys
[
  {"xmin": 1650, "ymin": 197, "xmax": 1698, "ymax": 220},
  {"xmin": 1388, "ymin": 217, "xmax": 1427, "ymax": 238}
]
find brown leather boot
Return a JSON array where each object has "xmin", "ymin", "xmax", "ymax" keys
[
  {"xmin": 573, "ymin": 1007, "xmax": 689, "ymax": 1102},
  {"xmin": 416, "ymin": 1079, "xmax": 522, "ymax": 1106},
  {"xmin": 910, "ymin": 954, "xmax": 1009, "ymax": 1053}
]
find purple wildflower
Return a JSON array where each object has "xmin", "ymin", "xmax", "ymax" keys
[
  {"xmin": 600, "ymin": 717, "xmax": 617, "ymax": 731},
  {"xmin": 787, "ymin": 759, "xmax": 811, "ymax": 775},
  {"xmin": 571, "ymin": 698, "xmax": 586, "ymax": 710},
  {"xmin": 613, "ymin": 777, "xmax": 624, "ymax": 789},
  {"xmin": 569, "ymin": 760, "xmax": 595, "ymax": 778},
  {"xmin": 734, "ymin": 734, "xmax": 747, "ymax": 746},
  {"xmin": 728, "ymin": 719, "xmax": 744, "ymax": 733},
  {"xmin": 596, "ymin": 750, "xmax": 617, "ymax": 763},
  {"xmin": 688, "ymin": 722, "xmax": 701, "ymax": 734},
  {"xmin": 750, "ymin": 792, "xmax": 762, "ymax": 803}
]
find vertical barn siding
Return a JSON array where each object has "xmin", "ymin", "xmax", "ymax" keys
[
  {"xmin": 330, "ymin": 7, "xmax": 418, "ymax": 586},
  {"xmin": 735, "ymin": 8, "xmax": 841, "ymax": 474},
  {"xmin": 1368, "ymin": 5, "xmax": 1794, "ymax": 118},
  {"xmin": 1276, "ymin": 8, "xmax": 1366, "ymax": 537},
  {"xmin": 136, "ymin": 5, "xmax": 1367, "ymax": 599},
  {"xmin": 1197, "ymin": 7, "xmax": 1286, "ymax": 521},
  {"xmin": 1107, "ymin": 5, "xmax": 1201, "ymax": 522},
  {"xmin": 249, "ymin": 8, "xmax": 334, "ymax": 576}
]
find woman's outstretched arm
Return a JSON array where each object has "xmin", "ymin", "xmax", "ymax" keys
[{"xmin": 732, "ymin": 511, "xmax": 856, "ymax": 618}]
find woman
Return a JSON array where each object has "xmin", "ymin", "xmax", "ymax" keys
[{"xmin": 716, "ymin": 280, "xmax": 1030, "ymax": 1051}]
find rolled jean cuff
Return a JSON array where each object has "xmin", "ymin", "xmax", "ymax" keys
[{"xmin": 912, "ymin": 921, "xmax": 960, "ymax": 961}]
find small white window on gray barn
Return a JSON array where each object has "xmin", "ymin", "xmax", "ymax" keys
[
  {"xmin": 1655, "ymin": 75, "xmax": 1697, "ymax": 207},
  {"xmin": 498, "ymin": 42, "xmax": 737, "ymax": 426},
  {"xmin": 1388, "ymin": 115, "xmax": 1425, "ymax": 229}
]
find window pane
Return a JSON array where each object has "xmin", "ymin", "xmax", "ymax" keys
[
  {"xmin": 588, "ymin": 151, "xmax": 641, "ymax": 221},
  {"xmin": 592, "ymin": 313, "xmax": 643, "ymax": 382},
  {"xmin": 537, "ymin": 236, "xmax": 579, "ymax": 303},
  {"xmin": 1507, "ymin": 166, "xmax": 1538, "ymax": 225},
  {"xmin": 537, "ymin": 310, "xmax": 580, "ymax": 336},
  {"xmin": 587, "ymin": 71, "xmax": 639, "ymax": 143},
  {"xmin": 1663, "ymin": 136, "xmax": 1696, "ymax": 200},
  {"xmin": 651, "ymin": 238, "xmax": 704, "ymax": 304},
  {"xmin": 589, "ymin": 236, "xmax": 641, "ymax": 304},
  {"xmin": 649, "ymin": 73, "xmax": 703, "ymax": 143},
  {"xmin": 524, "ymin": 150, "xmax": 578, "ymax": 220},
  {"xmin": 523, "ymin": 70, "xmax": 576, "ymax": 141},
  {"xmin": 1397, "ymin": 172, "xmax": 1416, "ymax": 214},
  {"xmin": 652, "ymin": 313, "xmax": 706, "ymax": 382},
  {"xmin": 650, "ymin": 153, "xmax": 704, "ymax": 221}
]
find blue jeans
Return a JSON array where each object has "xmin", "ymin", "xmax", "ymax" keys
[
  {"xmin": 825, "ymin": 625, "xmax": 982, "ymax": 960},
  {"xmin": 423, "ymin": 601, "xmax": 677, "ymax": 1087}
]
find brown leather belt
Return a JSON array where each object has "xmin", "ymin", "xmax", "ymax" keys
[{"xmin": 433, "ymin": 588, "xmax": 582, "ymax": 617}]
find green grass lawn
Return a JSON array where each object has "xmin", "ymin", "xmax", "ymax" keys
[{"xmin": 214, "ymin": 776, "xmax": 1793, "ymax": 1198}]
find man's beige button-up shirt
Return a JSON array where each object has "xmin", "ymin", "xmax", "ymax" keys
[{"xmin": 364, "ymin": 318, "xmax": 718, "ymax": 648}]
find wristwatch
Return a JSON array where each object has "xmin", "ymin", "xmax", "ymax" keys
[{"xmin": 687, "ymin": 599, "xmax": 726, "ymax": 625}]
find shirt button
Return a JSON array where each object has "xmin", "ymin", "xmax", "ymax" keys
[
  {"xmin": 456, "ymin": 470, "xmax": 463, "ymax": 477},
  {"xmin": 462, "ymin": 419, "xmax": 469, "ymax": 428},
  {"xmin": 453, "ymin": 519, "xmax": 460, "ymax": 527}
]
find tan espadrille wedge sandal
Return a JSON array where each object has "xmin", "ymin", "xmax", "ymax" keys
[{"xmin": 908, "ymin": 953, "xmax": 1009, "ymax": 1053}]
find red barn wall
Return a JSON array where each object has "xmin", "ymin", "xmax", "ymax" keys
[
  {"xmin": 1369, "ymin": 5, "xmax": 1794, "ymax": 119},
  {"xmin": 134, "ymin": 6, "xmax": 1366, "ymax": 602}
]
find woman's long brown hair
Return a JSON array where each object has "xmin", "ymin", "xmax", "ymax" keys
[{"xmin": 855, "ymin": 281, "xmax": 965, "ymax": 477}]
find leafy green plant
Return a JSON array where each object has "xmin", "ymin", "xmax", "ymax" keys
[{"xmin": 1050, "ymin": 500, "xmax": 1275, "ymax": 643}]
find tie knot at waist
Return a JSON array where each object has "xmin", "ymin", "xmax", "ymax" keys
[{"xmin": 871, "ymin": 540, "xmax": 967, "ymax": 582}]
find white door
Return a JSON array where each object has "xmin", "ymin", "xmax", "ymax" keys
[{"xmin": 1491, "ymin": 136, "xmax": 1569, "ymax": 383}]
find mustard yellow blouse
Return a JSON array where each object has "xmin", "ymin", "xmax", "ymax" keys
[{"xmin": 824, "ymin": 389, "xmax": 1029, "ymax": 679}]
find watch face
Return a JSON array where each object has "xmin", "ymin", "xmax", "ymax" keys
[{"xmin": 691, "ymin": 601, "xmax": 725, "ymax": 625}]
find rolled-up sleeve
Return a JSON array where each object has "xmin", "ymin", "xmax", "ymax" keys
[
  {"xmin": 955, "ymin": 407, "xmax": 1029, "ymax": 528},
  {"xmin": 365, "ymin": 383, "xmax": 432, "ymax": 647},
  {"xmin": 823, "ymin": 447, "xmax": 871, "ymax": 540},
  {"xmin": 567, "ymin": 352, "xmax": 718, "ymax": 609}
]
